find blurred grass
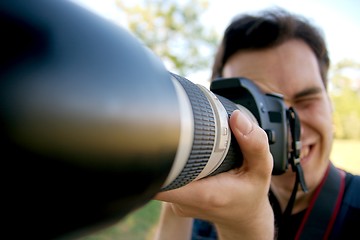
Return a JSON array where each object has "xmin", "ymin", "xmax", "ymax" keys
[
  {"xmin": 80, "ymin": 139, "xmax": 360, "ymax": 240},
  {"xmin": 78, "ymin": 200, "xmax": 161, "ymax": 240},
  {"xmin": 331, "ymin": 139, "xmax": 360, "ymax": 174}
]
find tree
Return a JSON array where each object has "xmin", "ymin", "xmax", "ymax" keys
[
  {"xmin": 330, "ymin": 59, "xmax": 360, "ymax": 139},
  {"xmin": 116, "ymin": 0, "xmax": 218, "ymax": 76}
]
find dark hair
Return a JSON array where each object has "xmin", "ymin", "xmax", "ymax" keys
[{"xmin": 212, "ymin": 9, "xmax": 330, "ymax": 88}]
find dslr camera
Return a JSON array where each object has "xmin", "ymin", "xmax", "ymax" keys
[{"xmin": 162, "ymin": 73, "xmax": 292, "ymax": 191}]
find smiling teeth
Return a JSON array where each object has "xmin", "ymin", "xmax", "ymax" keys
[{"xmin": 300, "ymin": 147, "xmax": 310, "ymax": 159}]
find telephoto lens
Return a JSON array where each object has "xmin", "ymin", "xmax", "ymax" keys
[
  {"xmin": 162, "ymin": 72, "xmax": 289, "ymax": 191},
  {"xmin": 161, "ymin": 73, "xmax": 244, "ymax": 191},
  {"xmin": 1, "ymin": 0, "xmax": 290, "ymax": 238}
]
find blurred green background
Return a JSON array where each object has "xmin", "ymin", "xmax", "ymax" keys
[{"xmin": 78, "ymin": 200, "xmax": 161, "ymax": 240}]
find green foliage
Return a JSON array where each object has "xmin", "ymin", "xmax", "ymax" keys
[
  {"xmin": 79, "ymin": 200, "xmax": 161, "ymax": 240},
  {"xmin": 116, "ymin": 0, "xmax": 360, "ymax": 139},
  {"xmin": 116, "ymin": 0, "xmax": 218, "ymax": 75},
  {"xmin": 330, "ymin": 59, "xmax": 360, "ymax": 139},
  {"xmin": 331, "ymin": 139, "xmax": 360, "ymax": 174}
]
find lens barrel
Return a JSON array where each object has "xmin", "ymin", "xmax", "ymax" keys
[
  {"xmin": 162, "ymin": 73, "xmax": 289, "ymax": 191},
  {"xmin": 161, "ymin": 73, "xmax": 243, "ymax": 191}
]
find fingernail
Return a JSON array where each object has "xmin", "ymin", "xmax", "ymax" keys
[{"xmin": 233, "ymin": 110, "xmax": 253, "ymax": 136}]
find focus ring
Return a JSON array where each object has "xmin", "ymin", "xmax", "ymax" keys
[
  {"xmin": 162, "ymin": 74, "xmax": 215, "ymax": 191},
  {"xmin": 209, "ymin": 95, "xmax": 243, "ymax": 176}
]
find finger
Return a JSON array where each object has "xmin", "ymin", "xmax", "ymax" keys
[
  {"xmin": 154, "ymin": 171, "xmax": 234, "ymax": 210},
  {"xmin": 229, "ymin": 110, "xmax": 273, "ymax": 178},
  {"xmin": 154, "ymin": 177, "xmax": 214, "ymax": 204}
]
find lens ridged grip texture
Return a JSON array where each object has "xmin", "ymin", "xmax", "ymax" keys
[{"xmin": 162, "ymin": 74, "xmax": 215, "ymax": 191}]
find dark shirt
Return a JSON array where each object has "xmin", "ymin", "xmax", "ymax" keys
[
  {"xmin": 191, "ymin": 171, "xmax": 360, "ymax": 240},
  {"xmin": 269, "ymin": 190, "xmax": 305, "ymax": 240}
]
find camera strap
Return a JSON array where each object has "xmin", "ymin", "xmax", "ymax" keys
[
  {"xmin": 283, "ymin": 107, "xmax": 346, "ymax": 239},
  {"xmin": 295, "ymin": 163, "xmax": 345, "ymax": 239},
  {"xmin": 283, "ymin": 108, "xmax": 308, "ymax": 219},
  {"xmin": 287, "ymin": 107, "xmax": 308, "ymax": 192}
]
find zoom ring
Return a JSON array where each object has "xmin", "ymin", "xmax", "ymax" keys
[
  {"xmin": 208, "ymin": 95, "xmax": 243, "ymax": 176},
  {"xmin": 162, "ymin": 74, "xmax": 215, "ymax": 191}
]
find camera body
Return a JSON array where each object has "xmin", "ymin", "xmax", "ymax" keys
[{"xmin": 211, "ymin": 77, "xmax": 288, "ymax": 175}]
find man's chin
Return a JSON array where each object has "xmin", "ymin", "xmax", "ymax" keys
[{"xmin": 271, "ymin": 169, "xmax": 297, "ymax": 188}]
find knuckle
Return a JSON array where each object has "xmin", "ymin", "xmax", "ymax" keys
[{"xmin": 250, "ymin": 127, "xmax": 270, "ymax": 153}]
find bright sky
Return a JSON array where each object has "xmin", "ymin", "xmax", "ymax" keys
[{"xmin": 71, "ymin": 0, "xmax": 360, "ymax": 84}]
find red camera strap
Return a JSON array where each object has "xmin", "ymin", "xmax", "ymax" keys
[{"xmin": 295, "ymin": 163, "xmax": 346, "ymax": 240}]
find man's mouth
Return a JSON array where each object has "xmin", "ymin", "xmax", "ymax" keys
[{"xmin": 300, "ymin": 144, "xmax": 314, "ymax": 164}]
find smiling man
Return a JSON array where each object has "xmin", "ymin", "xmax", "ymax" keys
[
  {"xmin": 155, "ymin": 9, "xmax": 360, "ymax": 240},
  {"xmin": 222, "ymin": 39, "xmax": 333, "ymax": 216}
]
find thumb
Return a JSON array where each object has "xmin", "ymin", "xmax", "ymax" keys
[{"xmin": 229, "ymin": 110, "xmax": 273, "ymax": 178}]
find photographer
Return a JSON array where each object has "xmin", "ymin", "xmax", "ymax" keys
[{"xmin": 154, "ymin": 9, "xmax": 360, "ymax": 240}]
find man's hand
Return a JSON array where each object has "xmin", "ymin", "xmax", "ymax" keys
[{"xmin": 155, "ymin": 110, "xmax": 274, "ymax": 240}]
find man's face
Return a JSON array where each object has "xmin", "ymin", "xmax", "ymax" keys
[{"xmin": 222, "ymin": 39, "xmax": 333, "ymax": 195}]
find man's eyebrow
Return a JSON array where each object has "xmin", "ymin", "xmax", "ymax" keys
[{"xmin": 293, "ymin": 86, "xmax": 323, "ymax": 99}]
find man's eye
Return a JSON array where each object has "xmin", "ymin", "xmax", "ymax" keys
[{"xmin": 295, "ymin": 98, "xmax": 315, "ymax": 109}]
